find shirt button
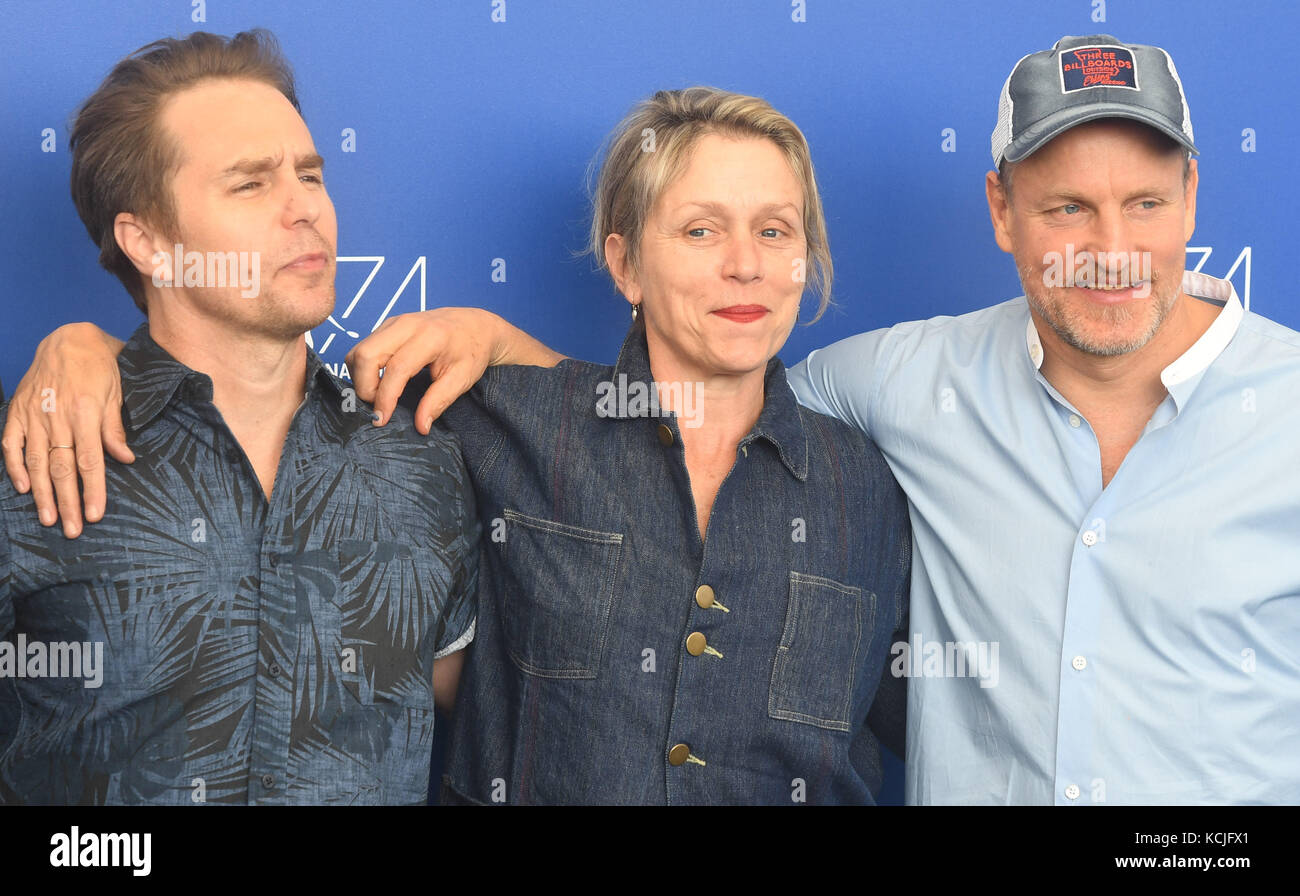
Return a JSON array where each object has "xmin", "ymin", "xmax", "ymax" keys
[
  {"xmin": 657, "ymin": 423, "xmax": 674, "ymax": 447},
  {"xmin": 1068, "ymin": 414, "xmax": 1082, "ymax": 428},
  {"xmin": 1081, "ymin": 530, "xmax": 1098, "ymax": 547},
  {"xmin": 226, "ymin": 448, "xmax": 241, "ymax": 466},
  {"xmin": 268, "ymin": 662, "xmax": 282, "ymax": 677},
  {"xmin": 1064, "ymin": 784, "xmax": 1080, "ymax": 800},
  {"xmin": 668, "ymin": 744, "xmax": 691, "ymax": 766},
  {"xmin": 686, "ymin": 632, "xmax": 708, "ymax": 656},
  {"xmin": 261, "ymin": 774, "xmax": 276, "ymax": 790},
  {"xmin": 1071, "ymin": 656, "xmax": 1087, "ymax": 671},
  {"xmin": 268, "ymin": 553, "xmax": 279, "ymax": 568},
  {"xmin": 694, "ymin": 585, "xmax": 715, "ymax": 609}
]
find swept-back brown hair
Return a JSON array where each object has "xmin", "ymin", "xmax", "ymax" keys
[{"xmin": 69, "ymin": 29, "xmax": 300, "ymax": 313}]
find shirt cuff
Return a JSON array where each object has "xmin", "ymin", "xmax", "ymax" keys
[{"xmin": 434, "ymin": 617, "xmax": 475, "ymax": 658}]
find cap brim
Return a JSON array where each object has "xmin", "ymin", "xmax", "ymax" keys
[{"xmin": 1002, "ymin": 103, "xmax": 1198, "ymax": 163}]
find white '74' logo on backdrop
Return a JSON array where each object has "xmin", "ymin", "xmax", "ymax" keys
[
  {"xmin": 305, "ymin": 256, "xmax": 427, "ymax": 358},
  {"xmin": 1187, "ymin": 246, "xmax": 1251, "ymax": 310}
]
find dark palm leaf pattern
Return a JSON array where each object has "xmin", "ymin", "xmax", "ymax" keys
[{"xmin": 0, "ymin": 327, "xmax": 478, "ymax": 804}]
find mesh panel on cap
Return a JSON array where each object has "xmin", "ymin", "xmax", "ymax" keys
[
  {"xmin": 991, "ymin": 52, "xmax": 1034, "ymax": 165},
  {"xmin": 1157, "ymin": 46, "xmax": 1194, "ymax": 143},
  {"xmin": 991, "ymin": 73, "xmax": 1014, "ymax": 165}
]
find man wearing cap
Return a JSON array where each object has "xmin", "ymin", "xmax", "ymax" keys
[{"xmin": 788, "ymin": 34, "xmax": 1300, "ymax": 804}]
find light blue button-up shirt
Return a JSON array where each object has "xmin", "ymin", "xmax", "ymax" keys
[{"xmin": 788, "ymin": 271, "xmax": 1300, "ymax": 804}]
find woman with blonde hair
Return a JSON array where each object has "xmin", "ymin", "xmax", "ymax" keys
[{"xmin": 5, "ymin": 87, "xmax": 911, "ymax": 804}]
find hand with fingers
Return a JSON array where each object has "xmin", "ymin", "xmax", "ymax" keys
[
  {"xmin": 346, "ymin": 307, "xmax": 563, "ymax": 433},
  {"xmin": 2, "ymin": 310, "xmax": 560, "ymax": 537},
  {"xmin": 1, "ymin": 322, "xmax": 130, "ymax": 538}
]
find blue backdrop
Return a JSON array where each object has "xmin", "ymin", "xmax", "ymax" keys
[{"xmin": 1, "ymin": 0, "xmax": 1293, "ymax": 804}]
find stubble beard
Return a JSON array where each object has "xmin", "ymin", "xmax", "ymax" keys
[
  {"xmin": 1018, "ymin": 261, "xmax": 1179, "ymax": 358},
  {"xmin": 259, "ymin": 276, "xmax": 336, "ymax": 341},
  {"xmin": 185, "ymin": 278, "xmax": 335, "ymax": 343}
]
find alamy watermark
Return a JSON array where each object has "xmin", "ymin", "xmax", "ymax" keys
[
  {"xmin": 890, "ymin": 635, "xmax": 999, "ymax": 688},
  {"xmin": 0, "ymin": 634, "xmax": 104, "ymax": 689},
  {"xmin": 1043, "ymin": 244, "xmax": 1151, "ymax": 298},
  {"xmin": 596, "ymin": 374, "xmax": 703, "ymax": 428},
  {"xmin": 49, "ymin": 827, "xmax": 150, "ymax": 876},
  {"xmin": 152, "ymin": 243, "xmax": 261, "ymax": 298}
]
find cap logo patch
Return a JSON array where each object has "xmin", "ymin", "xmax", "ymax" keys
[{"xmin": 1059, "ymin": 45, "xmax": 1138, "ymax": 92}]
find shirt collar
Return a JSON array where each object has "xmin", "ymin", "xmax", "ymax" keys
[
  {"xmin": 608, "ymin": 320, "xmax": 809, "ymax": 481},
  {"xmin": 1024, "ymin": 270, "xmax": 1243, "ymax": 404},
  {"xmin": 120, "ymin": 323, "xmax": 344, "ymax": 434}
]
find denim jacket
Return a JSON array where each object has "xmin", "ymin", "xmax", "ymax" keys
[{"xmin": 439, "ymin": 321, "xmax": 910, "ymax": 804}]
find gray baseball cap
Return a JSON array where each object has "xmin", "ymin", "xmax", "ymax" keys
[{"xmin": 991, "ymin": 34, "xmax": 1197, "ymax": 167}]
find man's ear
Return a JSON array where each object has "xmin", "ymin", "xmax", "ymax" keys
[
  {"xmin": 1182, "ymin": 157, "xmax": 1198, "ymax": 243},
  {"xmin": 985, "ymin": 170, "xmax": 1015, "ymax": 254},
  {"xmin": 114, "ymin": 212, "xmax": 173, "ymax": 284},
  {"xmin": 604, "ymin": 232, "xmax": 640, "ymax": 306}
]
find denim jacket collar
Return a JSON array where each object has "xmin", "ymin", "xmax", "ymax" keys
[
  {"xmin": 607, "ymin": 320, "xmax": 809, "ymax": 482},
  {"xmin": 121, "ymin": 323, "xmax": 343, "ymax": 435}
]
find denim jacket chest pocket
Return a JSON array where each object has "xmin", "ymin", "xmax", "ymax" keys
[
  {"xmin": 499, "ymin": 509, "xmax": 625, "ymax": 679},
  {"xmin": 768, "ymin": 571, "xmax": 875, "ymax": 733}
]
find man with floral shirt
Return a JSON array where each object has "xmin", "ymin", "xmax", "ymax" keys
[{"xmin": 0, "ymin": 30, "xmax": 477, "ymax": 805}]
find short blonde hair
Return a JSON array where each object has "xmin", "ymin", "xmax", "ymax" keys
[{"xmin": 588, "ymin": 87, "xmax": 833, "ymax": 322}]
